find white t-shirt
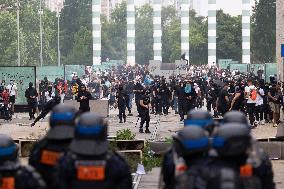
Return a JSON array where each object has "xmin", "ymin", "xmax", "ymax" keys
[
  {"xmin": 256, "ymin": 88, "xmax": 264, "ymax": 106},
  {"xmin": 6, "ymin": 84, "xmax": 17, "ymax": 96},
  {"xmin": 45, "ymin": 91, "xmax": 55, "ymax": 102},
  {"xmin": 245, "ymin": 85, "xmax": 257, "ymax": 104}
]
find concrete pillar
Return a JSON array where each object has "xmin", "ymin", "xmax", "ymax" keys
[
  {"xmin": 181, "ymin": 0, "xmax": 190, "ymax": 61},
  {"xmin": 242, "ymin": 0, "xmax": 251, "ymax": 64},
  {"xmin": 276, "ymin": 0, "xmax": 284, "ymax": 80},
  {"xmin": 127, "ymin": 0, "xmax": 135, "ymax": 66},
  {"xmin": 208, "ymin": 0, "xmax": 216, "ymax": 66},
  {"xmin": 153, "ymin": 0, "xmax": 162, "ymax": 61},
  {"xmin": 92, "ymin": 0, "xmax": 101, "ymax": 65}
]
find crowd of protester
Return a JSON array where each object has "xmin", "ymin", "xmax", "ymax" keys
[{"xmin": 0, "ymin": 63, "xmax": 282, "ymax": 129}]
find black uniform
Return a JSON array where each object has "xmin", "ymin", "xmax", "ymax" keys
[
  {"xmin": 31, "ymin": 96, "xmax": 61, "ymax": 126},
  {"xmin": 116, "ymin": 89, "xmax": 128, "ymax": 123},
  {"xmin": 29, "ymin": 138, "xmax": 71, "ymax": 188},
  {"xmin": 77, "ymin": 90, "xmax": 92, "ymax": 113},
  {"xmin": 176, "ymin": 85, "xmax": 186, "ymax": 120},
  {"xmin": 53, "ymin": 112, "xmax": 132, "ymax": 189},
  {"xmin": 29, "ymin": 104, "xmax": 76, "ymax": 188},
  {"xmin": 25, "ymin": 83, "xmax": 38, "ymax": 120},
  {"xmin": 139, "ymin": 94, "xmax": 151, "ymax": 133},
  {"xmin": 54, "ymin": 151, "xmax": 132, "ymax": 189},
  {"xmin": 0, "ymin": 134, "xmax": 46, "ymax": 189},
  {"xmin": 134, "ymin": 82, "xmax": 144, "ymax": 116}
]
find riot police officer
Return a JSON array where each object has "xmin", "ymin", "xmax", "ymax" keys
[
  {"xmin": 159, "ymin": 126, "xmax": 210, "ymax": 189},
  {"xmin": 53, "ymin": 112, "xmax": 132, "ymax": 189},
  {"xmin": 139, "ymin": 89, "xmax": 151, "ymax": 133},
  {"xmin": 184, "ymin": 109, "xmax": 215, "ymax": 134},
  {"xmin": 0, "ymin": 134, "xmax": 46, "ymax": 189},
  {"xmin": 221, "ymin": 111, "xmax": 275, "ymax": 189},
  {"xmin": 29, "ymin": 104, "xmax": 77, "ymax": 189}
]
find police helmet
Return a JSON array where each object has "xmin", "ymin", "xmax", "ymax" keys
[
  {"xmin": 70, "ymin": 112, "xmax": 108, "ymax": 156},
  {"xmin": 185, "ymin": 110, "xmax": 214, "ymax": 130},
  {"xmin": 0, "ymin": 134, "xmax": 18, "ymax": 162},
  {"xmin": 173, "ymin": 126, "xmax": 209, "ymax": 157},
  {"xmin": 223, "ymin": 111, "xmax": 248, "ymax": 125},
  {"xmin": 212, "ymin": 123, "xmax": 251, "ymax": 157},
  {"xmin": 47, "ymin": 104, "xmax": 77, "ymax": 140}
]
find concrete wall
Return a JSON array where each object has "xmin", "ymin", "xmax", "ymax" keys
[
  {"xmin": 64, "ymin": 100, "xmax": 109, "ymax": 117},
  {"xmin": 276, "ymin": 0, "xmax": 284, "ymax": 80}
]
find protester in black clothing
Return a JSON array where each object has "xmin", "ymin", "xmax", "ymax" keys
[
  {"xmin": 133, "ymin": 81, "xmax": 144, "ymax": 116},
  {"xmin": 31, "ymin": 96, "xmax": 61, "ymax": 127},
  {"xmin": 217, "ymin": 83, "xmax": 230, "ymax": 116},
  {"xmin": 77, "ymin": 85, "xmax": 92, "ymax": 113},
  {"xmin": 125, "ymin": 80, "xmax": 134, "ymax": 115},
  {"xmin": 25, "ymin": 82, "xmax": 38, "ymax": 120},
  {"xmin": 116, "ymin": 85, "xmax": 128, "ymax": 123},
  {"xmin": 176, "ymin": 81, "xmax": 187, "ymax": 121},
  {"xmin": 229, "ymin": 85, "xmax": 245, "ymax": 112},
  {"xmin": 160, "ymin": 80, "xmax": 171, "ymax": 115},
  {"xmin": 153, "ymin": 82, "xmax": 163, "ymax": 115},
  {"xmin": 184, "ymin": 80, "xmax": 197, "ymax": 114},
  {"xmin": 139, "ymin": 90, "xmax": 151, "ymax": 133},
  {"xmin": 206, "ymin": 82, "xmax": 219, "ymax": 117}
]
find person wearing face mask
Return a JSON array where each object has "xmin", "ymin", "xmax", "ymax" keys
[
  {"xmin": 25, "ymin": 82, "xmax": 38, "ymax": 120},
  {"xmin": 217, "ymin": 82, "xmax": 230, "ymax": 116},
  {"xmin": 184, "ymin": 80, "xmax": 197, "ymax": 115},
  {"xmin": 176, "ymin": 81, "xmax": 186, "ymax": 121},
  {"xmin": 77, "ymin": 85, "xmax": 92, "ymax": 113}
]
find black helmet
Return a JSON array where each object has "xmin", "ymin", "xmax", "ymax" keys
[
  {"xmin": 145, "ymin": 89, "xmax": 151, "ymax": 95},
  {"xmin": 223, "ymin": 111, "xmax": 248, "ymax": 125},
  {"xmin": 70, "ymin": 113, "xmax": 108, "ymax": 156},
  {"xmin": 173, "ymin": 126, "xmax": 209, "ymax": 157},
  {"xmin": 0, "ymin": 134, "xmax": 18, "ymax": 162},
  {"xmin": 212, "ymin": 123, "xmax": 251, "ymax": 157},
  {"xmin": 47, "ymin": 104, "xmax": 77, "ymax": 140},
  {"xmin": 185, "ymin": 110, "xmax": 214, "ymax": 130}
]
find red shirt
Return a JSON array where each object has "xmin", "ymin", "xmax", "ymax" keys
[{"xmin": 1, "ymin": 91, "xmax": 9, "ymax": 105}]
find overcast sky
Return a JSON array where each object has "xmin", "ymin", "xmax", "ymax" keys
[{"xmin": 197, "ymin": 0, "xmax": 256, "ymax": 16}]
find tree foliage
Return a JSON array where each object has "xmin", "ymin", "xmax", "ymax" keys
[
  {"xmin": 251, "ymin": 0, "xmax": 276, "ymax": 63},
  {"xmin": 216, "ymin": 10, "xmax": 242, "ymax": 62},
  {"xmin": 0, "ymin": 0, "xmax": 276, "ymax": 66}
]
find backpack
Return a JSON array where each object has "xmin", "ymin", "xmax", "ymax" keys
[{"xmin": 250, "ymin": 89, "xmax": 257, "ymax": 101}]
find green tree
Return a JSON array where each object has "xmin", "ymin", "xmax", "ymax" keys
[
  {"xmin": 60, "ymin": 0, "xmax": 92, "ymax": 65},
  {"xmin": 251, "ymin": 0, "xmax": 276, "ymax": 63},
  {"xmin": 216, "ymin": 10, "xmax": 242, "ymax": 62},
  {"xmin": 136, "ymin": 4, "xmax": 153, "ymax": 64},
  {"xmin": 0, "ymin": 11, "xmax": 17, "ymax": 65}
]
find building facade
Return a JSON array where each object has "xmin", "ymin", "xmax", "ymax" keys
[{"xmin": 45, "ymin": 0, "xmax": 64, "ymax": 12}]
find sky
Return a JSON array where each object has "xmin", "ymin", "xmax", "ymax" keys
[{"xmin": 196, "ymin": 0, "xmax": 256, "ymax": 16}]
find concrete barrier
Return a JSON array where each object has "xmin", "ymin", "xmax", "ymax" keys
[{"xmin": 64, "ymin": 99, "xmax": 109, "ymax": 117}]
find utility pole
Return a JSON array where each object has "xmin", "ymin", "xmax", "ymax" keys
[
  {"xmin": 39, "ymin": 0, "xmax": 43, "ymax": 67},
  {"xmin": 56, "ymin": 0, "xmax": 61, "ymax": 66},
  {"xmin": 17, "ymin": 0, "xmax": 20, "ymax": 66}
]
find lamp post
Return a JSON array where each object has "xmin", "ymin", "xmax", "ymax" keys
[
  {"xmin": 39, "ymin": 0, "xmax": 43, "ymax": 67},
  {"xmin": 17, "ymin": 0, "xmax": 20, "ymax": 66}
]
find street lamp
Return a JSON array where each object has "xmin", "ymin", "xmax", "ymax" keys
[
  {"xmin": 17, "ymin": 0, "xmax": 20, "ymax": 66},
  {"xmin": 39, "ymin": 0, "xmax": 43, "ymax": 67}
]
